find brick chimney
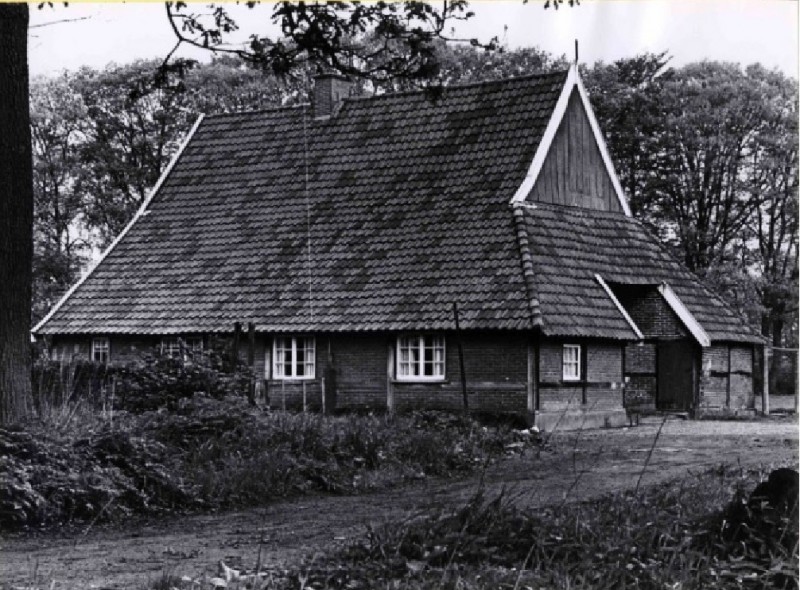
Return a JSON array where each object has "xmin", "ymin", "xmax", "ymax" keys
[{"xmin": 313, "ymin": 73, "xmax": 353, "ymax": 119}]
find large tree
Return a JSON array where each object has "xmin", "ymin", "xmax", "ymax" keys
[{"xmin": 0, "ymin": 3, "xmax": 33, "ymax": 423}]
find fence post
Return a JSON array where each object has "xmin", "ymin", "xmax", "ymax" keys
[
  {"xmin": 232, "ymin": 322, "xmax": 242, "ymax": 373},
  {"xmin": 453, "ymin": 302, "xmax": 469, "ymax": 414},
  {"xmin": 762, "ymin": 344, "xmax": 770, "ymax": 416},
  {"xmin": 247, "ymin": 322, "xmax": 256, "ymax": 405}
]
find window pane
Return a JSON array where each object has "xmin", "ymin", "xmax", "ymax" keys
[
  {"xmin": 274, "ymin": 338, "xmax": 286, "ymax": 377},
  {"xmin": 397, "ymin": 335, "xmax": 445, "ymax": 379},
  {"xmin": 274, "ymin": 337, "xmax": 315, "ymax": 379},
  {"xmin": 284, "ymin": 343, "xmax": 294, "ymax": 377},
  {"xmin": 563, "ymin": 345, "xmax": 580, "ymax": 379},
  {"xmin": 304, "ymin": 338, "xmax": 315, "ymax": 377},
  {"xmin": 92, "ymin": 339, "xmax": 109, "ymax": 363}
]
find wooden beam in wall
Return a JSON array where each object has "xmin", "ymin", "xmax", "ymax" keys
[
  {"xmin": 527, "ymin": 340, "xmax": 536, "ymax": 414},
  {"xmin": 386, "ymin": 341, "xmax": 395, "ymax": 413}
]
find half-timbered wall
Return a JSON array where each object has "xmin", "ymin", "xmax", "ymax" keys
[
  {"xmin": 537, "ymin": 341, "xmax": 625, "ymax": 411},
  {"xmin": 526, "ymin": 89, "xmax": 622, "ymax": 212},
  {"xmin": 698, "ymin": 344, "xmax": 754, "ymax": 414}
]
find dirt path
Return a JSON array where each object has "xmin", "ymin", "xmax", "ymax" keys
[{"xmin": 2, "ymin": 418, "xmax": 797, "ymax": 590}]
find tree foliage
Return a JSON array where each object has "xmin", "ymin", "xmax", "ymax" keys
[
  {"xmin": 585, "ymin": 58, "xmax": 798, "ymax": 343},
  {"xmin": 165, "ymin": 1, "xmax": 488, "ymax": 83},
  {"xmin": 30, "ymin": 74, "xmax": 90, "ymax": 321}
]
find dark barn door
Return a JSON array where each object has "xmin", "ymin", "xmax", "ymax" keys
[{"xmin": 657, "ymin": 340, "xmax": 695, "ymax": 410}]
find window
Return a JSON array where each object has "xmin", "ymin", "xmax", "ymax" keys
[
  {"xmin": 562, "ymin": 344, "xmax": 581, "ymax": 381},
  {"xmin": 49, "ymin": 346, "xmax": 62, "ymax": 362},
  {"xmin": 161, "ymin": 336, "xmax": 203, "ymax": 359},
  {"xmin": 92, "ymin": 337, "xmax": 110, "ymax": 363},
  {"xmin": 273, "ymin": 337, "xmax": 315, "ymax": 380},
  {"xmin": 162, "ymin": 337, "xmax": 182, "ymax": 359},
  {"xmin": 397, "ymin": 335, "xmax": 445, "ymax": 381}
]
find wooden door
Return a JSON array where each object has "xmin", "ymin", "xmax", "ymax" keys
[{"xmin": 657, "ymin": 340, "xmax": 695, "ymax": 410}]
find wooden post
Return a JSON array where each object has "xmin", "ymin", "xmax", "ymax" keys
[
  {"xmin": 795, "ymin": 351, "xmax": 799, "ymax": 414},
  {"xmin": 453, "ymin": 302, "xmax": 469, "ymax": 414},
  {"xmin": 232, "ymin": 322, "xmax": 242, "ymax": 372},
  {"xmin": 386, "ymin": 342, "xmax": 395, "ymax": 413},
  {"xmin": 762, "ymin": 344, "xmax": 770, "ymax": 416},
  {"xmin": 247, "ymin": 322, "xmax": 256, "ymax": 405},
  {"xmin": 581, "ymin": 343, "xmax": 588, "ymax": 406},
  {"xmin": 320, "ymin": 374, "xmax": 326, "ymax": 415},
  {"xmin": 526, "ymin": 340, "xmax": 536, "ymax": 418},
  {"xmin": 726, "ymin": 345, "xmax": 731, "ymax": 409}
]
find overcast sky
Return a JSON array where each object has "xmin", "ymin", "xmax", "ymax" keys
[{"xmin": 28, "ymin": 1, "xmax": 799, "ymax": 79}]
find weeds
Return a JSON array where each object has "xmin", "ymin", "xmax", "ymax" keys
[
  {"xmin": 272, "ymin": 465, "xmax": 797, "ymax": 590},
  {"xmin": 1, "ymin": 397, "xmax": 536, "ymax": 530}
]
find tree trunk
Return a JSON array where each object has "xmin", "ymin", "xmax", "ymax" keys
[
  {"xmin": 769, "ymin": 317, "xmax": 784, "ymax": 397},
  {"xmin": 0, "ymin": 3, "xmax": 33, "ymax": 423}
]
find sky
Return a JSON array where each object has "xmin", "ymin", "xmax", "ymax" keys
[{"xmin": 28, "ymin": 1, "xmax": 799, "ymax": 78}]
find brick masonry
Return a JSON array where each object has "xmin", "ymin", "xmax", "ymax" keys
[
  {"xmin": 615, "ymin": 286, "xmax": 687, "ymax": 339},
  {"xmin": 538, "ymin": 341, "xmax": 624, "ymax": 412},
  {"xmin": 49, "ymin": 331, "xmax": 753, "ymax": 417}
]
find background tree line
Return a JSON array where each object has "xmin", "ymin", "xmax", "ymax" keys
[{"xmin": 31, "ymin": 45, "xmax": 797, "ymax": 354}]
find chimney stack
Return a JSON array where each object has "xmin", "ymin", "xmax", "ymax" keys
[{"xmin": 313, "ymin": 73, "xmax": 353, "ymax": 119}]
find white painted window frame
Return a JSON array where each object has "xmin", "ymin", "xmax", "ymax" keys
[
  {"xmin": 273, "ymin": 336, "xmax": 316, "ymax": 380},
  {"xmin": 396, "ymin": 334, "xmax": 446, "ymax": 382},
  {"xmin": 562, "ymin": 344, "xmax": 581, "ymax": 381},
  {"xmin": 92, "ymin": 337, "xmax": 110, "ymax": 363},
  {"xmin": 161, "ymin": 336, "xmax": 204, "ymax": 360},
  {"xmin": 594, "ymin": 274, "xmax": 644, "ymax": 340},
  {"xmin": 657, "ymin": 283, "xmax": 711, "ymax": 347}
]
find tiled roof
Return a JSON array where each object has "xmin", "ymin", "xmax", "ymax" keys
[
  {"xmin": 521, "ymin": 203, "xmax": 762, "ymax": 343},
  {"xmin": 35, "ymin": 70, "xmax": 760, "ymax": 345},
  {"xmin": 36, "ymin": 72, "xmax": 568, "ymax": 335}
]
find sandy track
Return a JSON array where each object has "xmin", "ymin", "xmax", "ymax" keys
[{"xmin": 2, "ymin": 418, "xmax": 796, "ymax": 589}]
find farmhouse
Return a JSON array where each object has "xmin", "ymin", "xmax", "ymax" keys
[{"xmin": 32, "ymin": 66, "xmax": 763, "ymax": 428}]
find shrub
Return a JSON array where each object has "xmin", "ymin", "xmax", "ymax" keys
[
  {"xmin": 32, "ymin": 345, "xmax": 254, "ymax": 414},
  {"xmin": 1, "ymin": 399, "xmax": 538, "ymax": 531}
]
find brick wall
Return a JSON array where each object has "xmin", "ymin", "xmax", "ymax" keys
[
  {"xmin": 262, "ymin": 331, "xmax": 530, "ymax": 413},
  {"xmin": 614, "ymin": 286, "xmax": 687, "ymax": 338},
  {"xmin": 538, "ymin": 341, "xmax": 624, "ymax": 411},
  {"xmin": 331, "ymin": 334, "xmax": 388, "ymax": 410},
  {"xmin": 625, "ymin": 343, "xmax": 656, "ymax": 373},
  {"xmin": 586, "ymin": 343, "xmax": 622, "ymax": 382},
  {"xmin": 46, "ymin": 332, "xmax": 642, "ymax": 418},
  {"xmin": 539, "ymin": 342, "xmax": 563, "ymax": 384},
  {"xmin": 393, "ymin": 332, "xmax": 528, "ymax": 414}
]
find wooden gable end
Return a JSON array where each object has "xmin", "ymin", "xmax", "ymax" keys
[{"xmin": 525, "ymin": 89, "xmax": 622, "ymax": 212}]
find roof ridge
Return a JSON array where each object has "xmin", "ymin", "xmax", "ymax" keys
[
  {"xmin": 533, "ymin": 201, "xmax": 638, "ymax": 221},
  {"xmin": 342, "ymin": 69, "xmax": 570, "ymax": 104},
  {"xmin": 202, "ymin": 70, "xmax": 569, "ymax": 119},
  {"xmin": 510, "ymin": 202, "xmax": 543, "ymax": 329},
  {"xmin": 203, "ymin": 103, "xmax": 310, "ymax": 120}
]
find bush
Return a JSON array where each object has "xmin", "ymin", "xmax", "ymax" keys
[
  {"xmin": 32, "ymin": 345, "xmax": 254, "ymax": 414},
  {"xmin": 1, "ymin": 399, "xmax": 538, "ymax": 530}
]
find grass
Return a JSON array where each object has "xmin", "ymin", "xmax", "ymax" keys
[
  {"xmin": 159, "ymin": 465, "xmax": 797, "ymax": 590},
  {"xmin": 0, "ymin": 395, "xmax": 535, "ymax": 530}
]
